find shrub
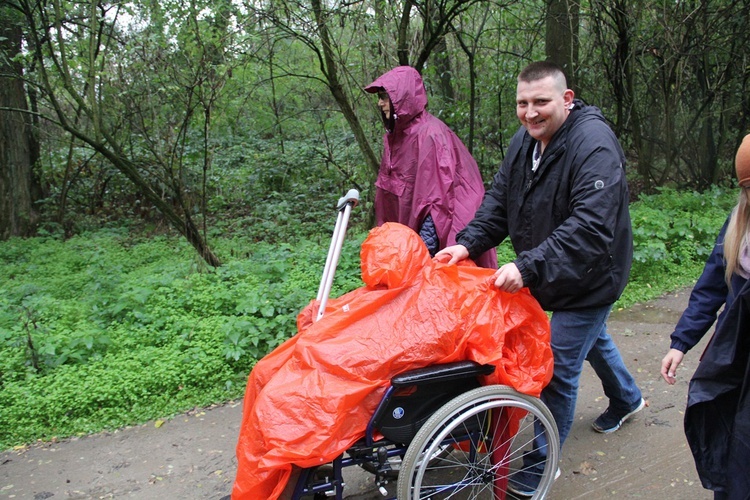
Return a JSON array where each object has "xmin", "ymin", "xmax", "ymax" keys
[
  {"xmin": 618, "ymin": 186, "xmax": 736, "ymax": 307},
  {"xmin": 0, "ymin": 185, "xmax": 738, "ymax": 449}
]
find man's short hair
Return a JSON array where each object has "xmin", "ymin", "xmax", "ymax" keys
[{"xmin": 518, "ymin": 61, "xmax": 568, "ymax": 89}]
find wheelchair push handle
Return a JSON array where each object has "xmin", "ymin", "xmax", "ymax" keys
[
  {"xmin": 315, "ymin": 189, "xmax": 360, "ymax": 321},
  {"xmin": 337, "ymin": 189, "xmax": 360, "ymax": 211}
]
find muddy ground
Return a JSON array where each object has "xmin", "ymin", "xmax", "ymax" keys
[{"xmin": 0, "ymin": 287, "xmax": 714, "ymax": 499}]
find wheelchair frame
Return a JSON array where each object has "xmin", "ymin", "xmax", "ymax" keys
[
  {"xmin": 290, "ymin": 360, "xmax": 559, "ymax": 499},
  {"xmin": 291, "ymin": 190, "xmax": 560, "ymax": 499}
]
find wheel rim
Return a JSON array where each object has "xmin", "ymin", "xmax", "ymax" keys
[{"xmin": 398, "ymin": 386, "xmax": 559, "ymax": 500}]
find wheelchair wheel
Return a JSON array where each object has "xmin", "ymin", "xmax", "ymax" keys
[{"xmin": 397, "ymin": 385, "xmax": 559, "ymax": 499}]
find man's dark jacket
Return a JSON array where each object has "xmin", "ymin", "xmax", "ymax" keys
[
  {"xmin": 457, "ymin": 100, "xmax": 632, "ymax": 311},
  {"xmin": 684, "ymin": 275, "xmax": 750, "ymax": 499}
]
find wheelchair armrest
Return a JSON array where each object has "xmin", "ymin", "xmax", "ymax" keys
[{"xmin": 390, "ymin": 361, "xmax": 495, "ymax": 388}]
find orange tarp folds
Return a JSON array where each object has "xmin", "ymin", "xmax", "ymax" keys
[{"xmin": 232, "ymin": 223, "xmax": 552, "ymax": 499}]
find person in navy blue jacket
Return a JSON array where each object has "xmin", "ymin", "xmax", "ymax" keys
[
  {"xmin": 661, "ymin": 136, "xmax": 750, "ymax": 382},
  {"xmin": 661, "ymin": 134, "xmax": 750, "ymax": 500}
]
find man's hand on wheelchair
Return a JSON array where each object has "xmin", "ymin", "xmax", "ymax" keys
[
  {"xmin": 493, "ymin": 263, "xmax": 523, "ymax": 293},
  {"xmin": 435, "ymin": 247, "xmax": 523, "ymax": 293},
  {"xmin": 434, "ymin": 244, "xmax": 470, "ymax": 265}
]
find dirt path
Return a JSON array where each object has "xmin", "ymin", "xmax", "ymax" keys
[{"xmin": 1, "ymin": 287, "xmax": 713, "ymax": 499}]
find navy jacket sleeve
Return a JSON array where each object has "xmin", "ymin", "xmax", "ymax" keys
[
  {"xmin": 418, "ymin": 214, "xmax": 439, "ymax": 256},
  {"xmin": 670, "ymin": 216, "xmax": 731, "ymax": 353}
]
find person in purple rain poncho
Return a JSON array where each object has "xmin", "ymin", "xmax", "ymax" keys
[{"xmin": 364, "ymin": 66, "xmax": 497, "ymax": 269}]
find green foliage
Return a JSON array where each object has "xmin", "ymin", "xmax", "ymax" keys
[
  {"xmin": 616, "ymin": 186, "xmax": 737, "ymax": 308},
  {"xmin": 0, "ymin": 225, "xmax": 365, "ymax": 449},
  {"xmin": 0, "ymin": 186, "xmax": 738, "ymax": 449},
  {"xmin": 9, "ymin": 0, "xmax": 750, "ymax": 453}
]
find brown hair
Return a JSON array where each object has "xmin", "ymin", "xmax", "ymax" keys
[{"xmin": 518, "ymin": 61, "xmax": 568, "ymax": 89}]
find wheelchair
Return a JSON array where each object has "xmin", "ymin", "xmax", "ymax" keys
[
  {"xmin": 290, "ymin": 360, "xmax": 560, "ymax": 499},
  {"xmin": 291, "ymin": 190, "xmax": 560, "ymax": 499}
]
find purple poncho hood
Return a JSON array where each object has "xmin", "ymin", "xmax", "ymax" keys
[{"xmin": 365, "ymin": 66, "xmax": 496, "ymax": 268}]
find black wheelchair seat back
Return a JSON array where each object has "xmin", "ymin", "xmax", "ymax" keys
[{"xmin": 370, "ymin": 361, "xmax": 495, "ymax": 444}]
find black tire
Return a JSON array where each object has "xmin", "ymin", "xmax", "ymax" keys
[{"xmin": 397, "ymin": 385, "xmax": 559, "ymax": 499}]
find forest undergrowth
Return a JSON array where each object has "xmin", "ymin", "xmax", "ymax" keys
[{"xmin": 0, "ymin": 186, "xmax": 737, "ymax": 450}]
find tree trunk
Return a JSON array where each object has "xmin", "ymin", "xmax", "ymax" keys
[
  {"xmin": 397, "ymin": 0, "xmax": 415, "ymax": 66},
  {"xmin": 429, "ymin": 0, "xmax": 455, "ymax": 102},
  {"xmin": 433, "ymin": 39, "xmax": 455, "ymax": 102},
  {"xmin": 0, "ymin": 12, "xmax": 40, "ymax": 239},
  {"xmin": 545, "ymin": 0, "xmax": 579, "ymax": 90},
  {"xmin": 310, "ymin": 0, "xmax": 380, "ymax": 179},
  {"xmin": 100, "ymin": 147, "xmax": 222, "ymax": 267},
  {"xmin": 453, "ymin": 33, "xmax": 477, "ymax": 152}
]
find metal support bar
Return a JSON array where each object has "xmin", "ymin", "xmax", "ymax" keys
[{"xmin": 315, "ymin": 189, "xmax": 359, "ymax": 321}]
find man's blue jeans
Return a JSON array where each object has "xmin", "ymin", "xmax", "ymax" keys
[{"xmin": 527, "ymin": 304, "xmax": 642, "ymax": 467}]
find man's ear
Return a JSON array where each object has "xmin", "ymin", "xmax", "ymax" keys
[{"xmin": 563, "ymin": 88, "xmax": 575, "ymax": 107}]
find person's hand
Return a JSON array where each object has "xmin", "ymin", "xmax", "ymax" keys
[
  {"xmin": 493, "ymin": 263, "xmax": 523, "ymax": 293},
  {"xmin": 660, "ymin": 348, "xmax": 685, "ymax": 385},
  {"xmin": 435, "ymin": 245, "xmax": 470, "ymax": 265}
]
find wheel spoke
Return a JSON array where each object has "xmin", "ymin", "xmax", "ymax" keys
[{"xmin": 397, "ymin": 386, "xmax": 560, "ymax": 500}]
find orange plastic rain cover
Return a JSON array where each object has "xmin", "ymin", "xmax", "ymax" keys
[{"xmin": 232, "ymin": 222, "xmax": 552, "ymax": 499}]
